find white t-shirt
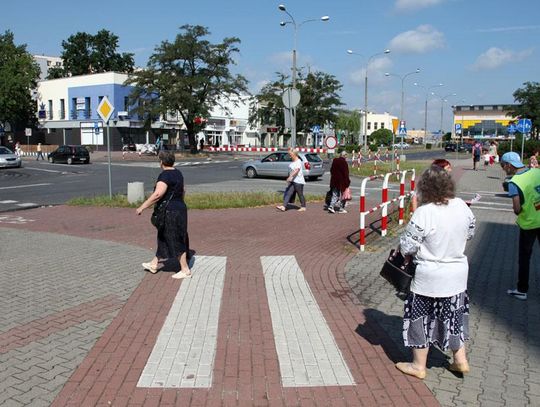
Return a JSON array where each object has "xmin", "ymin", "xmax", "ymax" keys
[
  {"xmin": 289, "ymin": 159, "xmax": 305, "ymax": 185},
  {"xmin": 399, "ymin": 198, "xmax": 476, "ymax": 297}
]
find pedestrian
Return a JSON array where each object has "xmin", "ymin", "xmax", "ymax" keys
[
  {"xmin": 136, "ymin": 150, "xmax": 191, "ymax": 279},
  {"xmin": 489, "ymin": 141, "xmax": 498, "ymax": 164},
  {"xmin": 15, "ymin": 141, "xmax": 21, "ymax": 157},
  {"xmin": 529, "ymin": 150, "xmax": 539, "ymax": 169},
  {"xmin": 410, "ymin": 158, "xmax": 452, "ymax": 211},
  {"xmin": 351, "ymin": 150, "xmax": 358, "ymax": 168},
  {"xmin": 472, "ymin": 140, "xmax": 482, "ymax": 170},
  {"xmin": 276, "ymin": 149, "xmax": 306, "ymax": 212},
  {"xmin": 36, "ymin": 143, "xmax": 44, "ymax": 160},
  {"xmin": 327, "ymin": 151, "xmax": 350, "ymax": 214},
  {"xmin": 199, "ymin": 138, "xmax": 204, "ymax": 151},
  {"xmin": 395, "ymin": 165, "xmax": 476, "ymax": 379},
  {"xmin": 483, "ymin": 150, "xmax": 490, "ymax": 168},
  {"xmin": 500, "ymin": 152, "xmax": 540, "ymax": 301}
]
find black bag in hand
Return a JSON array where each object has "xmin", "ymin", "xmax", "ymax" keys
[
  {"xmin": 380, "ymin": 249, "xmax": 416, "ymax": 292},
  {"xmin": 151, "ymin": 192, "xmax": 174, "ymax": 230}
]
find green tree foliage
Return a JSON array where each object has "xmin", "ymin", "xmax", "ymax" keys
[
  {"xmin": 127, "ymin": 25, "xmax": 248, "ymax": 152},
  {"xmin": 335, "ymin": 110, "xmax": 361, "ymax": 145},
  {"xmin": 369, "ymin": 128, "xmax": 393, "ymax": 147},
  {"xmin": 0, "ymin": 31, "xmax": 40, "ymax": 131},
  {"xmin": 508, "ymin": 81, "xmax": 540, "ymax": 138},
  {"xmin": 249, "ymin": 70, "xmax": 343, "ymax": 135},
  {"xmin": 49, "ymin": 30, "xmax": 134, "ymax": 78}
]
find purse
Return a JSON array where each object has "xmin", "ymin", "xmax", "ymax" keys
[
  {"xmin": 379, "ymin": 249, "xmax": 416, "ymax": 292},
  {"xmin": 151, "ymin": 190, "xmax": 174, "ymax": 230}
]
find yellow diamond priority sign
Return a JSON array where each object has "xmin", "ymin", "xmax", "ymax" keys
[{"xmin": 97, "ymin": 96, "xmax": 114, "ymax": 123}]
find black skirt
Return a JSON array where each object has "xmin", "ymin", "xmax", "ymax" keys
[{"xmin": 156, "ymin": 206, "xmax": 189, "ymax": 259}]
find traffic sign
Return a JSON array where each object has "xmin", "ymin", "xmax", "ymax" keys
[
  {"xmin": 399, "ymin": 120, "xmax": 406, "ymax": 129},
  {"xmin": 97, "ymin": 96, "xmax": 115, "ymax": 123},
  {"xmin": 516, "ymin": 118, "xmax": 532, "ymax": 133},
  {"xmin": 398, "ymin": 127, "xmax": 407, "ymax": 136},
  {"xmin": 324, "ymin": 135, "xmax": 337, "ymax": 150},
  {"xmin": 282, "ymin": 88, "xmax": 300, "ymax": 109},
  {"xmin": 508, "ymin": 124, "xmax": 517, "ymax": 134},
  {"xmin": 25, "ymin": 128, "xmax": 32, "ymax": 137},
  {"xmin": 311, "ymin": 125, "xmax": 321, "ymax": 134},
  {"xmin": 455, "ymin": 123, "xmax": 462, "ymax": 134}
]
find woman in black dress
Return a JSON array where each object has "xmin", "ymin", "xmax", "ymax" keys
[{"xmin": 136, "ymin": 150, "xmax": 191, "ymax": 279}]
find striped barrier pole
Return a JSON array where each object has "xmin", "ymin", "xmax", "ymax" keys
[{"xmin": 398, "ymin": 169, "xmax": 416, "ymax": 224}]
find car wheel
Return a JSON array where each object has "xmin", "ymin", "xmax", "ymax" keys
[
  {"xmin": 246, "ymin": 167, "xmax": 257, "ymax": 178},
  {"xmin": 67, "ymin": 157, "xmax": 73, "ymax": 165},
  {"xmin": 48, "ymin": 156, "xmax": 53, "ymax": 163},
  {"xmin": 308, "ymin": 176, "xmax": 319, "ymax": 181}
]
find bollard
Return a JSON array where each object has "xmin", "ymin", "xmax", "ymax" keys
[{"xmin": 127, "ymin": 182, "xmax": 145, "ymax": 204}]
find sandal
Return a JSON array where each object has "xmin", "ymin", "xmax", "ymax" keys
[
  {"xmin": 142, "ymin": 262, "xmax": 159, "ymax": 274},
  {"xmin": 172, "ymin": 270, "xmax": 192, "ymax": 280},
  {"xmin": 276, "ymin": 205, "xmax": 286, "ymax": 212}
]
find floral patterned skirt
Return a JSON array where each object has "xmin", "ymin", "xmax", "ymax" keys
[{"xmin": 403, "ymin": 291, "xmax": 469, "ymax": 351}]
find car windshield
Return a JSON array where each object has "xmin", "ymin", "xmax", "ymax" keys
[
  {"xmin": 75, "ymin": 147, "xmax": 87, "ymax": 153},
  {"xmin": 304, "ymin": 154, "xmax": 322, "ymax": 162},
  {"xmin": 0, "ymin": 147, "xmax": 13, "ymax": 155}
]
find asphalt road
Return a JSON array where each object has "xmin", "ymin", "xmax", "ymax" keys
[{"xmin": 0, "ymin": 148, "xmax": 463, "ymax": 212}]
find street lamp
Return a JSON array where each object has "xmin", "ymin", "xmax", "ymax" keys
[
  {"xmin": 347, "ymin": 48, "xmax": 391, "ymax": 152},
  {"xmin": 279, "ymin": 4, "xmax": 329, "ymax": 148},
  {"xmin": 414, "ymin": 82, "xmax": 444, "ymax": 142},
  {"xmin": 432, "ymin": 92, "xmax": 457, "ymax": 138},
  {"xmin": 384, "ymin": 68, "xmax": 420, "ymax": 160}
]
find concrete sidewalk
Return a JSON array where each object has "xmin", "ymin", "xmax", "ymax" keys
[{"xmin": 0, "ymin": 157, "xmax": 538, "ymax": 406}]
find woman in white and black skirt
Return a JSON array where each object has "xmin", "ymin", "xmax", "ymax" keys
[
  {"xmin": 395, "ymin": 165, "xmax": 476, "ymax": 379},
  {"xmin": 136, "ymin": 150, "xmax": 191, "ymax": 279}
]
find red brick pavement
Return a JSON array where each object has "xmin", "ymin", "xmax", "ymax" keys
[{"xmin": 4, "ymin": 204, "xmax": 440, "ymax": 406}]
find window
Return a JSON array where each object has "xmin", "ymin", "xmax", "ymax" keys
[
  {"xmin": 60, "ymin": 99, "xmax": 65, "ymax": 119},
  {"xmin": 47, "ymin": 61, "xmax": 51, "ymax": 66},
  {"xmin": 367, "ymin": 122, "xmax": 371, "ymax": 130},
  {"xmin": 48, "ymin": 100, "xmax": 53, "ymax": 119},
  {"xmin": 374, "ymin": 122, "xmax": 378, "ymax": 130},
  {"xmin": 124, "ymin": 96, "xmax": 129, "ymax": 112},
  {"xmin": 381, "ymin": 122, "xmax": 385, "ymax": 129},
  {"xmin": 98, "ymin": 96, "xmax": 104, "ymax": 104},
  {"xmin": 85, "ymin": 97, "xmax": 91, "ymax": 118}
]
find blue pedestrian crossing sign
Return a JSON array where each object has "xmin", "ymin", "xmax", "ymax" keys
[
  {"xmin": 398, "ymin": 127, "xmax": 407, "ymax": 136},
  {"xmin": 311, "ymin": 125, "xmax": 321, "ymax": 134},
  {"xmin": 516, "ymin": 118, "xmax": 532, "ymax": 133},
  {"xmin": 508, "ymin": 123, "xmax": 517, "ymax": 134}
]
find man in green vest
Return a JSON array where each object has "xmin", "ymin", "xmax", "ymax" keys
[{"xmin": 501, "ymin": 152, "xmax": 540, "ymax": 300}]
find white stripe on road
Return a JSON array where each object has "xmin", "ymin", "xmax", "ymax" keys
[
  {"xmin": 15, "ymin": 203, "xmax": 39, "ymax": 207},
  {"xmin": 0, "ymin": 183, "xmax": 51, "ymax": 190},
  {"xmin": 23, "ymin": 167, "xmax": 63, "ymax": 173},
  {"xmin": 261, "ymin": 256, "xmax": 355, "ymax": 387},
  {"xmin": 137, "ymin": 256, "xmax": 226, "ymax": 388},
  {"xmin": 0, "ymin": 200, "xmax": 18, "ymax": 204}
]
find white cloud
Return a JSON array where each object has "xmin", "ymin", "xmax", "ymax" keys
[
  {"xmin": 471, "ymin": 47, "xmax": 533, "ymax": 70},
  {"xmin": 389, "ymin": 25, "xmax": 445, "ymax": 54},
  {"xmin": 349, "ymin": 56, "xmax": 393, "ymax": 85},
  {"xmin": 395, "ymin": 0, "xmax": 443, "ymax": 11}
]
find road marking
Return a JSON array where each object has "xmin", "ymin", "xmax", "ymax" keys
[
  {"xmin": 0, "ymin": 215, "xmax": 35, "ymax": 224},
  {"xmin": 137, "ymin": 256, "xmax": 226, "ymax": 388},
  {"xmin": 0, "ymin": 200, "xmax": 17, "ymax": 204},
  {"xmin": 15, "ymin": 203, "xmax": 39, "ymax": 207},
  {"xmin": 23, "ymin": 167, "xmax": 63, "ymax": 173},
  {"xmin": 470, "ymin": 206, "xmax": 513, "ymax": 212},
  {"xmin": 0, "ymin": 183, "xmax": 51, "ymax": 190},
  {"xmin": 261, "ymin": 256, "xmax": 355, "ymax": 387}
]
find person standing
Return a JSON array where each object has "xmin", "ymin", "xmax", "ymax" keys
[
  {"xmin": 395, "ymin": 165, "xmax": 476, "ymax": 379},
  {"xmin": 277, "ymin": 149, "xmax": 306, "ymax": 212},
  {"xmin": 328, "ymin": 151, "xmax": 350, "ymax": 214},
  {"xmin": 15, "ymin": 141, "xmax": 21, "ymax": 157},
  {"xmin": 136, "ymin": 150, "xmax": 191, "ymax": 279},
  {"xmin": 500, "ymin": 152, "xmax": 540, "ymax": 300},
  {"xmin": 529, "ymin": 150, "xmax": 539, "ymax": 168},
  {"xmin": 36, "ymin": 143, "xmax": 44, "ymax": 160},
  {"xmin": 472, "ymin": 140, "xmax": 482, "ymax": 170}
]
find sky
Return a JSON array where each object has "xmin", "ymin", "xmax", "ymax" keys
[{"xmin": 4, "ymin": 0, "xmax": 540, "ymax": 132}]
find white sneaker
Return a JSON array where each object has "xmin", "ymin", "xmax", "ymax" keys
[
  {"xmin": 337, "ymin": 208, "xmax": 348, "ymax": 214},
  {"xmin": 328, "ymin": 207, "xmax": 335, "ymax": 214},
  {"xmin": 507, "ymin": 289, "xmax": 527, "ymax": 300}
]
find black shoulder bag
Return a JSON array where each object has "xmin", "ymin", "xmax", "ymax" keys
[
  {"xmin": 379, "ymin": 249, "xmax": 416, "ymax": 293},
  {"xmin": 151, "ymin": 189, "xmax": 175, "ymax": 231}
]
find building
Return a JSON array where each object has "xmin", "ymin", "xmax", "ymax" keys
[
  {"xmin": 33, "ymin": 55, "xmax": 63, "ymax": 79},
  {"xmin": 363, "ymin": 111, "xmax": 398, "ymax": 135},
  {"xmin": 452, "ymin": 104, "xmax": 518, "ymax": 140}
]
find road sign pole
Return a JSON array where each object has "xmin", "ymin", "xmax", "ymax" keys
[
  {"xmin": 107, "ymin": 123, "xmax": 112, "ymax": 198},
  {"xmin": 521, "ymin": 133, "xmax": 526, "ymax": 161}
]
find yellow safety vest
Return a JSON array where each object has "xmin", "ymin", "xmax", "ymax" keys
[{"xmin": 511, "ymin": 168, "xmax": 540, "ymax": 230}]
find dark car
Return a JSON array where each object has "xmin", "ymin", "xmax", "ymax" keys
[
  {"xmin": 444, "ymin": 143, "xmax": 458, "ymax": 152},
  {"xmin": 48, "ymin": 145, "xmax": 90, "ymax": 164},
  {"xmin": 445, "ymin": 143, "xmax": 472, "ymax": 153}
]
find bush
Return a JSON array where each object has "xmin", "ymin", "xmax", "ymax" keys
[
  {"xmin": 497, "ymin": 139, "xmax": 540, "ymax": 159},
  {"xmin": 425, "ymin": 143, "xmax": 432, "ymax": 150}
]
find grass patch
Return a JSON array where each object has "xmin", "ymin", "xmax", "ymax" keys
[
  {"xmin": 67, "ymin": 191, "xmax": 325, "ymax": 210},
  {"xmin": 349, "ymin": 160, "xmax": 430, "ymax": 179}
]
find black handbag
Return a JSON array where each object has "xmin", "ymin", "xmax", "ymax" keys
[
  {"xmin": 379, "ymin": 249, "xmax": 416, "ymax": 292},
  {"xmin": 151, "ymin": 190, "xmax": 174, "ymax": 230}
]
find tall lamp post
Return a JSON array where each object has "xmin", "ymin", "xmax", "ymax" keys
[
  {"xmin": 384, "ymin": 68, "xmax": 420, "ymax": 161},
  {"xmin": 432, "ymin": 92, "xmax": 457, "ymax": 141},
  {"xmin": 414, "ymin": 82, "xmax": 444, "ymax": 142},
  {"xmin": 347, "ymin": 49, "xmax": 391, "ymax": 152},
  {"xmin": 279, "ymin": 4, "xmax": 329, "ymax": 148}
]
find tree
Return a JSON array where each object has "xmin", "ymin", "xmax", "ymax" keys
[
  {"xmin": 249, "ymin": 70, "xmax": 343, "ymax": 139},
  {"xmin": 0, "ymin": 30, "xmax": 40, "ymax": 132},
  {"xmin": 369, "ymin": 128, "xmax": 393, "ymax": 147},
  {"xmin": 335, "ymin": 110, "xmax": 361, "ymax": 145},
  {"xmin": 48, "ymin": 30, "xmax": 134, "ymax": 78},
  {"xmin": 127, "ymin": 25, "xmax": 248, "ymax": 152},
  {"xmin": 508, "ymin": 81, "xmax": 540, "ymax": 138}
]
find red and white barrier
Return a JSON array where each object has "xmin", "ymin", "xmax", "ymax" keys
[
  {"xmin": 207, "ymin": 146, "xmax": 328, "ymax": 153},
  {"xmin": 358, "ymin": 169, "xmax": 416, "ymax": 251}
]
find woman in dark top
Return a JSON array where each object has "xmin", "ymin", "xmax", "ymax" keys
[{"xmin": 136, "ymin": 151, "xmax": 191, "ymax": 279}]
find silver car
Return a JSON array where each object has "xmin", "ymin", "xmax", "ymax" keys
[
  {"xmin": 241, "ymin": 151, "xmax": 325, "ymax": 181},
  {"xmin": 0, "ymin": 146, "xmax": 22, "ymax": 168}
]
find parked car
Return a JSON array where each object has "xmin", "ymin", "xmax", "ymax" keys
[
  {"xmin": 0, "ymin": 146, "xmax": 22, "ymax": 168},
  {"xmin": 241, "ymin": 151, "xmax": 325, "ymax": 181},
  {"xmin": 48, "ymin": 145, "xmax": 90, "ymax": 164},
  {"xmin": 392, "ymin": 142, "xmax": 410, "ymax": 149},
  {"xmin": 445, "ymin": 143, "xmax": 472, "ymax": 153}
]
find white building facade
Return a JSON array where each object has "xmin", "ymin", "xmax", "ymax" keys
[{"xmin": 33, "ymin": 55, "xmax": 63, "ymax": 79}]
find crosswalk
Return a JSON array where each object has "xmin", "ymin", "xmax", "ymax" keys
[
  {"xmin": 0, "ymin": 200, "xmax": 40, "ymax": 210},
  {"xmin": 137, "ymin": 255, "xmax": 354, "ymax": 389},
  {"xmin": 97, "ymin": 160, "xmax": 233, "ymax": 169}
]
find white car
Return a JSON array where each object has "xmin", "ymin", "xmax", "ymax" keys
[
  {"xmin": 393, "ymin": 142, "xmax": 410, "ymax": 149},
  {"xmin": 0, "ymin": 146, "xmax": 22, "ymax": 168}
]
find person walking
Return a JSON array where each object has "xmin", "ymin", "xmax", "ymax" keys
[
  {"xmin": 36, "ymin": 143, "xmax": 44, "ymax": 160},
  {"xmin": 529, "ymin": 150, "xmax": 539, "ymax": 169},
  {"xmin": 136, "ymin": 150, "xmax": 191, "ymax": 279},
  {"xmin": 276, "ymin": 149, "xmax": 306, "ymax": 212},
  {"xmin": 395, "ymin": 165, "xmax": 476, "ymax": 379},
  {"xmin": 328, "ymin": 151, "xmax": 350, "ymax": 214},
  {"xmin": 500, "ymin": 152, "xmax": 540, "ymax": 301},
  {"xmin": 472, "ymin": 140, "xmax": 482, "ymax": 170}
]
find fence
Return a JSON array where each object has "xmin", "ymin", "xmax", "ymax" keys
[{"xmin": 358, "ymin": 169, "xmax": 416, "ymax": 251}]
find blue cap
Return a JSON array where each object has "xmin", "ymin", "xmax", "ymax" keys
[{"xmin": 501, "ymin": 152, "xmax": 525, "ymax": 168}]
